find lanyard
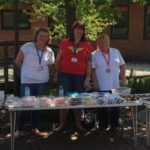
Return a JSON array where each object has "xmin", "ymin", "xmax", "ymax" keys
[
  {"xmin": 101, "ymin": 50, "xmax": 110, "ymax": 67},
  {"xmin": 72, "ymin": 41, "xmax": 80, "ymax": 55},
  {"xmin": 35, "ymin": 45, "xmax": 44, "ymax": 65}
]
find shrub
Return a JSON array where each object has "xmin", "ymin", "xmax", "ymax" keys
[{"xmin": 127, "ymin": 69, "xmax": 150, "ymax": 94}]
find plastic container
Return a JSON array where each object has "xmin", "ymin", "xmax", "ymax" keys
[
  {"xmin": 111, "ymin": 87, "xmax": 131, "ymax": 96},
  {"xmin": 25, "ymin": 87, "xmax": 30, "ymax": 96},
  {"xmin": 0, "ymin": 91, "xmax": 4, "ymax": 101},
  {"xmin": 58, "ymin": 85, "xmax": 64, "ymax": 96}
]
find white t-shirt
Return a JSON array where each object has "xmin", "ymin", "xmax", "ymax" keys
[
  {"xmin": 92, "ymin": 48, "xmax": 125, "ymax": 91},
  {"xmin": 21, "ymin": 42, "xmax": 55, "ymax": 83}
]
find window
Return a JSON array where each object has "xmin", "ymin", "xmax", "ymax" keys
[
  {"xmin": 144, "ymin": 5, "xmax": 150, "ymax": 39},
  {"xmin": 111, "ymin": 6, "xmax": 129, "ymax": 39},
  {"xmin": 1, "ymin": 10, "xmax": 30, "ymax": 29}
]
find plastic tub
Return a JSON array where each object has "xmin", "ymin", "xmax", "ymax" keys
[{"xmin": 111, "ymin": 87, "xmax": 131, "ymax": 96}]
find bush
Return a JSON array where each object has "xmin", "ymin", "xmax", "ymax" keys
[{"xmin": 127, "ymin": 69, "xmax": 150, "ymax": 94}]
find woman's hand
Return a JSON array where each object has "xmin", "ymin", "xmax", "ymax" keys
[
  {"xmin": 93, "ymin": 84, "xmax": 99, "ymax": 92},
  {"xmin": 120, "ymin": 78, "xmax": 126, "ymax": 87},
  {"xmin": 120, "ymin": 65, "xmax": 126, "ymax": 87},
  {"xmin": 91, "ymin": 69, "xmax": 99, "ymax": 91},
  {"xmin": 53, "ymin": 72, "xmax": 58, "ymax": 83},
  {"xmin": 15, "ymin": 49, "xmax": 24, "ymax": 68},
  {"xmin": 83, "ymin": 76, "xmax": 90, "ymax": 89}
]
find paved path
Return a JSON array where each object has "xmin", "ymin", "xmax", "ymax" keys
[
  {"xmin": 126, "ymin": 63, "xmax": 150, "ymax": 76},
  {"xmin": 0, "ymin": 63, "xmax": 150, "ymax": 82}
]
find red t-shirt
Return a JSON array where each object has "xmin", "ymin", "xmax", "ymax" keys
[{"xmin": 59, "ymin": 39, "xmax": 92, "ymax": 75}]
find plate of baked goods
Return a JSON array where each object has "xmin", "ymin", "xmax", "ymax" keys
[{"xmin": 121, "ymin": 95, "xmax": 141, "ymax": 102}]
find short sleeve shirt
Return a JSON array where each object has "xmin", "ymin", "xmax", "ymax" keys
[
  {"xmin": 59, "ymin": 39, "xmax": 92, "ymax": 75},
  {"xmin": 21, "ymin": 42, "xmax": 55, "ymax": 83},
  {"xmin": 92, "ymin": 48, "xmax": 125, "ymax": 90}
]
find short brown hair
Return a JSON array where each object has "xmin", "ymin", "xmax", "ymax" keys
[
  {"xmin": 69, "ymin": 20, "xmax": 87, "ymax": 41},
  {"xmin": 34, "ymin": 27, "xmax": 52, "ymax": 45}
]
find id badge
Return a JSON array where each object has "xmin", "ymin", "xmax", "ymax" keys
[
  {"xmin": 71, "ymin": 57, "xmax": 78, "ymax": 63},
  {"xmin": 37, "ymin": 66, "xmax": 43, "ymax": 71},
  {"xmin": 106, "ymin": 68, "xmax": 111, "ymax": 73}
]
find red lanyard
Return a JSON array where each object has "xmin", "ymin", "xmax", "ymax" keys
[
  {"xmin": 101, "ymin": 51, "xmax": 110, "ymax": 67},
  {"xmin": 72, "ymin": 41, "xmax": 80, "ymax": 55}
]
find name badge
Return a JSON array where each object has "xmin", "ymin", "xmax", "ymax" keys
[
  {"xmin": 37, "ymin": 66, "xmax": 43, "ymax": 71},
  {"xmin": 71, "ymin": 57, "xmax": 78, "ymax": 63},
  {"xmin": 106, "ymin": 68, "xmax": 111, "ymax": 73}
]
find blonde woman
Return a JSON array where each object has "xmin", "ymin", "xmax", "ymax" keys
[{"xmin": 92, "ymin": 33, "xmax": 126, "ymax": 130}]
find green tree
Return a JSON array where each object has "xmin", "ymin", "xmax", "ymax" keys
[
  {"xmin": 0, "ymin": 0, "xmax": 149, "ymax": 41},
  {"xmin": 22, "ymin": 0, "xmax": 148, "ymax": 41},
  {"xmin": 21, "ymin": 0, "xmax": 120, "ymax": 40},
  {"xmin": 0, "ymin": 0, "xmax": 12, "ymax": 9}
]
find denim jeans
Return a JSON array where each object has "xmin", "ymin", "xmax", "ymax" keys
[
  {"xmin": 16, "ymin": 82, "xmax": 48, "ymax": 131},
  {"xmin": 58, "ymin": 72, "xmax": 85, "ymax": 95}
]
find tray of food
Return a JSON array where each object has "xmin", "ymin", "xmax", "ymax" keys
[
  {"xmin": 53, "ymin": 97, "xmax": 67, "ymax": 106},
  {"xmin": 38, "ymin": 97, "xmax": 54, "ymax": 107},
  {"xmin": 121, "ymin": 95, "xmax": 141, "ymax": 102},
  {"xmin": 21, "ymin": 96, "xmax": 36, "ymax": 108},
  {"xmin": 82, "ymin": 96, "xmax": 97, "ymax": 105},
  {"xmin": 91, "ymin": 92, "xmax": 125, "ymax": 105},
  {"xmin": 67, "ymin": 97, "xmax": 83, "ymax": 106}
]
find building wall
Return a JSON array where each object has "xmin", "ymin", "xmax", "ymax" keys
[
  {"xmin": 0, "ymin": 3, "xmax": 150, "ymax": 61},
  {"xmin": 0, "ymin": 17, "xmax": 48, "ymax": 57},
  {"xmin": 0, "ymin": 4, "xmax": 48, "ymax": 41},
  {"xmin": 0, "ymin": 5, "xmax": 48, "ymax": 57},
  {"xmin": 110, "ymin": 3, "xmax": 150, "ymax": 62}
]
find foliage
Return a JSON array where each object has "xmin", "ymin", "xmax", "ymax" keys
[
  {"xmin": 132, "ymin": 0, "xmax": 148, "ymax": 5},
  {"xmin": 75, "ymin": 0, "xmax": 119, "ymax": 40},
  {"xmin": 22, "ymin": 0, "xmax": 66, "ymax": 41},
  {"xmin": 19, "ymin": 0, "xmax": 122, "ymax": 41},
  {"xmin": 0, "ymin": 0, "xmax": 12, "ymax": 9},
  {"xmin": 20, "ymin": 0, "xmax": 149, "ymax": 41},
  {"xmin": 1, "ymin": 0, "xmax": 149, "ymax": 41},
  {"xmin": 127, "ymin": 69, "xmax": 150, "ymax": 94}
]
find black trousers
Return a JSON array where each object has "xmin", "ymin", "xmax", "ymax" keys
[{"xmin": 98, "ymin": 107, "xmax": 120, "ymax": 129}]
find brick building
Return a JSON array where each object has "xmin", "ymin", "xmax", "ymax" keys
[
  {"xmin": 0, "ymin": 4, "xmax": 48, "ymax": 57},
  {"xmin": 110, "ymin": 3, "xmax": 150, "ymax": 62},
  {"xmin": 0, "ymin": 2, "xmax": 150, "ymax": 62}
]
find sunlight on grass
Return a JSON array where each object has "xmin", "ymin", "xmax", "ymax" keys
[
  {"xmin": 70, "ymin": 132, "xmax": 79, "ymax": 141},
  {"xmin": 109, "ymin": 137, "xmax": 115, "ymax": 143},
  {"xmin": 0, "ymin": 136, "xmax": 6, "ymax": 141},
  {"xmin": 6, "ymin": 133, "xmax": 11, "ymax": 138}
]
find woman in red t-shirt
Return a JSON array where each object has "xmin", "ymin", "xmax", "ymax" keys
[{"xmin": 55, "ymin": 20, "xmax": 93, "ymax": 132}]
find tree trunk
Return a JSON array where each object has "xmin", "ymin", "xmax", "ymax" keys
[{"xmin": 64, "ymin": 0, "xmax": 76, "ymax": 37}]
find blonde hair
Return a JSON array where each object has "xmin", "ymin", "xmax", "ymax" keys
[{"xmin": 96, "ymin": 33, "xmax": 110, "ymax": 48}]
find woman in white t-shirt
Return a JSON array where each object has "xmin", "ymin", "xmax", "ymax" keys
[
  {"xmin": 92, "ymin": 33, "xmax": 126, "ymax": 131},
  {"xmin": 15, "ymin": 28, "xmax": 55, "ymax": 138}
]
